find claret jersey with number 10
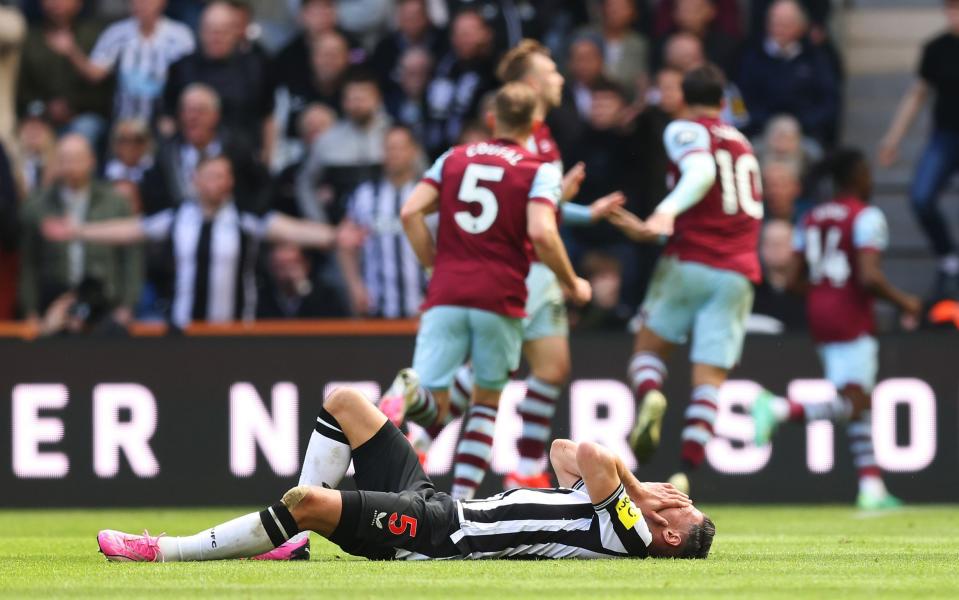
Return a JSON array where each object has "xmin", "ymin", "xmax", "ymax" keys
[
  {"xmin": 420, "ymin": 139, "xmax": 563, "ymax": 318},
  {"xmin": 664, "ymin": 116, "xmax": 764, "ymax": 282}
]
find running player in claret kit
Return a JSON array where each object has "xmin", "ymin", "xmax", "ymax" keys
[
  {"xmin": 379, "ymin": 82, "xmax": 593, "ymax": 498},
  {"xmin": 381, "ymin": 40, "xmax": 624, "ymax": 499},
  {"xmin": 609, "ymin": 64, "xmax": 763, "ymax": 495},
  {"xmin": 752, "ymin": 149, "xmax": 922, "ymax": 510},
  {"xmin": 97, "ymin": 387, "xmax": 712, "ymax": 563}
]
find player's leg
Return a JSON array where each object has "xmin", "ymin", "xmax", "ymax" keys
[
  {"xmin": 98, "ymin": 485, "xmax": 342, "ymax": 562},
  {"xmin": 502, "ymin": 265, "xmax": 569, "ymax": 488},
  {"xmin": 671, "ymin": 266, "xmax": 753, "ymax": 493},
  {"xmin": 450, "ymin": 309, "xmax": 523, "ymax": 500},
  {"xmin": 383, "ymin": 306, "xmax": 469, "ymax": 435},
  {"xmin": 508, "ymin": 333, "xmax": 570, "ymax": 488},
  {"xmin": 828, "ymin": 337, "xmax": 900, "ymax": 509},
  {"xmin": 627, "ymin": 257, "xmax": 693, "ymax": 463}
]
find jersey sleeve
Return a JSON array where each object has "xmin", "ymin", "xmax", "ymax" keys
[
  {"xmin": 853, "ymin": 206, "xmax": 889, "ymax": 252},
  {"xmin": 421, "ymin": 150, "xmax": 452, "ymax": 188},
  {"xmin": 240, "ymin": 211, "xmax": 272, "ymax": 239},
  {"xmin": 528, "ymin": 162, "xmax": 562, "ymax": 208},
  {"xmin": 90, "ymin": 24, "xmax": 123, "ymax": 69},
  {"xmin": 663, "ymin": 120, "xmax": 711, "ymax": 163},
  {"xmin": 593, "ymin": 483, "xmax": 651, "ymax": 558},
  {"xmin": 140, "ymin": 209, "xmax": 174, "ymax": 242}
]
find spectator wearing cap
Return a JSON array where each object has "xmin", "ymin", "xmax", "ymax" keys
[
  {"xmin": 51, "ymin": 0, "xmax": 195, "ymax": 124},
  {"xmin": 297, "ymin": 71, "xmax": 391, "ymax": 224},
  {"xmin": 737, "ymin": 0, "xmax": 840, "ymax": 145},
  {"xmin": 576, "ymin": 0, "xmax": 649, "ymax": 99},
  {"xmin": 423, "ymin": 9, "xmax": 497, "ymax": 158},
  {"xmin": 19, "ymin": 133, "xmax": 142, "ymax": 325},
  {"xmin": 140, "ymin": 84, "xmax": 269, "ymax": 215},
  {"xmin": 162, "ymin": 1, "xmax": 273, "ymax": 154},
  {"xmin": 18, "ymin": 0, "xmax": 112, "ymax": 145}
]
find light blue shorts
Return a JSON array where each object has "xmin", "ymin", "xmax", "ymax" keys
[
  {"xmin": 817, "ymin": 335, "xmax": 879, "ymax": 392},
  {"xmin": 413, "ymin": 306, "xmax": 523, "ymax": 391},
  {"xmin": 522, "ymin": 263, "xmax": 568, "ymax": 341},
  {"xmin": 639, "ymin": 256, "xmax": 755, "ymax": 369}
]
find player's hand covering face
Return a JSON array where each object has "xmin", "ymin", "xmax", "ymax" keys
[{"xmin": 628, "ymin": 481, "xmax": 691, "ymax": 527}]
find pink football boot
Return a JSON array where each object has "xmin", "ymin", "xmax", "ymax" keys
[
  {"xmin": 251, "ymin": 535, "xmax": 310, "ymax": 561},
  {"xmin": 97, "ymin": 530, "xmax": 163, "ymax": 562}
]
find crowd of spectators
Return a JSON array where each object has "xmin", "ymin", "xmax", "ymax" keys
[{"xmin": 0, "ymin": 0, "xmax": 884, "ymax": 335}]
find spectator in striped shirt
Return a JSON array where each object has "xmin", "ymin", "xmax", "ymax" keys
[
  {"xmin": 50, "ymin": 0, "xmax": 195, "ymax": 124},
  {"xmin": 337, "ymin": 125, "xmax": 427, "ymax": 318}
]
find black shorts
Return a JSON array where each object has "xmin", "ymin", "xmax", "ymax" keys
[{"xmin": 329, "ymin": 422, "xmax": 460, "ymax": 560}]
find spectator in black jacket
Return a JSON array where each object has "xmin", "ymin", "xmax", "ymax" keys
[
  {"xmin": 737, "ymin": 0, "xmax": 839, "ymax": 145},
  {"xmin": 384, "ymin": 46, "xmax": 433, "ymax": 143},
  {"xmin": 162, "ymin": 1, "xmax": 273, "ymax": 153},
  {"xmin": 371, "ymin": 0, "xmax": 446, "ymax": 92},
  {"xmin": 141, "ymin": 83, "xmax": 268, "ymax": 215}
]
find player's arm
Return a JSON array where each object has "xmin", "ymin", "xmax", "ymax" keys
[
  {"xmin": 263, "ymin": 213, "xmax": 337, "ymax": 249},
  {"xmin": 857, "ymin": 252, "xmax": 921, "ymax": 317},
  {"xmin": 400, "ymin": 182, "xmax": 440, "ymax": 269},
  {"xmin": 549, "ymin": 440, "xmax": 690, "ymax": 524},
  {"xmin": 853, "ymin": 207, "xmax": 922, "ymax": 317},
  {"xmin": 527, "ymin": 162, "xmax": 591, "ymax": 304}
]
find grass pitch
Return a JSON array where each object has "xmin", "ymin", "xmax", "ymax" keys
[{"xmin": 1, "ymin": 505, "xmax": 958, "ymax": 599}]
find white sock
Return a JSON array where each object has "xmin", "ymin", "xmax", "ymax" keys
[
  {"xmin": 157, "ymin": 511, "xmax": 275, "ymax": 562},
  {"xmin": 287, "ymin": 408, "xmax": 352, "ymax": 544},
  {"xmin": 940, "ymin": 254, "xmax": 959, "ymax": 275},
  {"xmin": 859, "ymin": 475, "xmax": 888, "ymax": 498}
]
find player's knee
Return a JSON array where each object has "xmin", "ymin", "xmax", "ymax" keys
[
  {"xmin": 575, "ymin": 441, "xmax": 609, "ymax": 468},
  {"xmin": 533, "ymin": 359, "xmax": 569, "ymax": 386},
  {"xmin": 281, "ymin": 485, "xmax": 312, "ymax": 511},
  {"xmin": 323, "ymin": 387, "xmax": 365, "ymax": 416}
]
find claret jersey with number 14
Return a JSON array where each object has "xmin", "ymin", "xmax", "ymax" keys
[
  {"xmin": 664, "ymin": 116, "xmax": 764, "ymax": 282},
  {"xmin": 793, "ymin": 195, "xmax": 889, "ymax": 343},
  {"xmin": 420, "ymin": 139, "xmax": 563, "ymax": 318}
]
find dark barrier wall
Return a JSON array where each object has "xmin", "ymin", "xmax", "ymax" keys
[{"xmin": 1, "ymin": 332, "xmax": 956, "ymax": 507}]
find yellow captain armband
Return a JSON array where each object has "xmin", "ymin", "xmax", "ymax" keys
[{"xmin": 615, "ymin": 494, "xmax": 640, "ymax": 530}]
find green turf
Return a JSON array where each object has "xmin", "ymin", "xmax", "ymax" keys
[{"xmin": 1, "ymin": 506, "xmax": 958, "ymax": 599}]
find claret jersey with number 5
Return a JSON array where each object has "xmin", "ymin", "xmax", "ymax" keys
[
  {"xmin": 664, "ymin": 116, "xmax": 763, "ymax": 282},
  {"xmin": 420, "ymin": 138, "xmax": 563, "ymax": 318}
]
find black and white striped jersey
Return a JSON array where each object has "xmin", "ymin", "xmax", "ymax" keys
[{"xmin": 437, "ymin": 481, "xmax": 652, "ymax": 560}]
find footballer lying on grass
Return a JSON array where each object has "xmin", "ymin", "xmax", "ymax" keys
[{"xmin": 97, "ymin": 387, "xmax": 713, "ymax": 562}]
